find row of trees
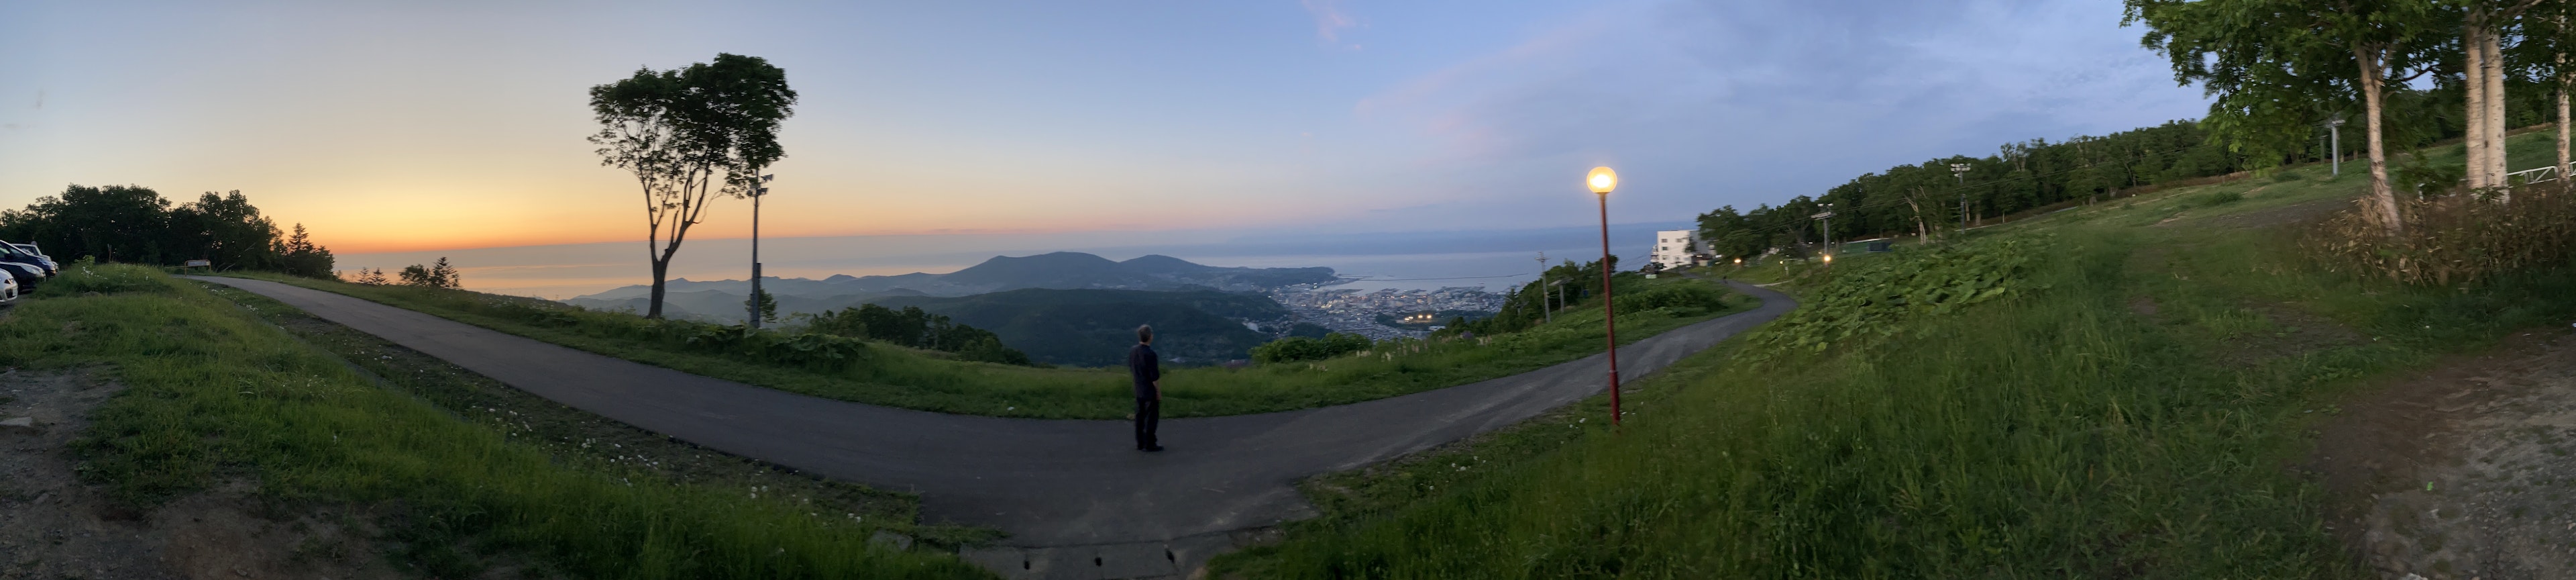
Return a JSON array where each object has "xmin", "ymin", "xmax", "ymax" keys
[
  {"xmin": 798, "ymin": 303, "xmax": 1032, "ymax": 365},
  {"xmin": 1697, "ymin": 2, "xmax": 2576, "ymax": 254},
  {"xmin": 2129, "ymin": 0, "xmax": 2576, "ymax": 236},
  {"xmin": 0, "ymin": 184, "xmax": 335, "ymax": 277},
  {"xmin": 1697, "ymin": 121, "xmax": 2271, "ymax": 260}
]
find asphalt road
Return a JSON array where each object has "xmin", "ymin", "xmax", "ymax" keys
[{"xmin": 191, "ymin": 276, "xmax": 1790, "ymax": 559}]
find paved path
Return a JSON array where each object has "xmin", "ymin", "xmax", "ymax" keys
[{"xmin": 192, "ymin": 277, "xmax": 1791, "ymax": 578}]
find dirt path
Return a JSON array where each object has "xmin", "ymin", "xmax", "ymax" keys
[
  {"xmin": 0, "ymin": 369, "xmax": 400, "ymax": 580},
  {"xmin": 2310, "ymin": 328, "xmax": 2576, "ymax": 580}
]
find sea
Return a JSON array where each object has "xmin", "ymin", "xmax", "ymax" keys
[{"xmin": 333, "ymin": 222, "xmax": 1693, "ymax": 300}]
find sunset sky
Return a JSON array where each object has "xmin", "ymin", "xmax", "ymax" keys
[{"xmin": 3, "ymin": 1, "xmax": 2207, "ymax": 263}]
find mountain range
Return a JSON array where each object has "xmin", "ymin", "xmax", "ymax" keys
[
  {"xmin": 567, "ymin": 252, "xmax": 1337, "ymax": 308},
  {"xmin": 559, "ymin": 252, "xmax": 1331, "ymax": 365}
]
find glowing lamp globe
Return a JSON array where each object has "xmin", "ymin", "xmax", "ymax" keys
[{"xmin": 1587, "ymin": 166, "xmax": 1617, "ymax": 195}]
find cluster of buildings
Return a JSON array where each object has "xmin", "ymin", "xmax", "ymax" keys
[{"xmin": 1268, "ymin": 285, "xmax": 1507, "ymax": 340}]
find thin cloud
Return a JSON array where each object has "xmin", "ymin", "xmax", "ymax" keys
[{"xmin": 1299, "ymin": 0, "xmax": 1358, "ymax": 44}]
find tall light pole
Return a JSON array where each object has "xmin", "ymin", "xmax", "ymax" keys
[
  {"xmin": 2324, "ymin": 113, "xmax": 2345, "ymax": 177},
  {"xmin": 747, "ymin": 173, "xmax": 773, "ymax": 329},
  {"xmin": 1812, "ymin": 203, "xmax": 1835, "ymax": 261},
  {"xmin": 1951, "ymin": 162, "xmax": 1971, "ymax": 234},
  {"xmin": 1587, "ymin": 166, "xmax": 1623, "ymax": 426}
]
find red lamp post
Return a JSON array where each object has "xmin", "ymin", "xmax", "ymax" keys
[{"xmin": 1587, "ymin": 166, "xmax": 1622, "ymax": 426}]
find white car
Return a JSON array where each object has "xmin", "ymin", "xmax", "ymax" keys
[{"xmin": 0, "ymin": 273, "xmax": 18, "ymax": 303}]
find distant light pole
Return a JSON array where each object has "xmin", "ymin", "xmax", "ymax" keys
[
  {"xmin": 2324, "ymin": 113, "xmax": 2345, "ymax": 177},
  {"xmin": 1587, "ymin": 166, "xmax": 1623, "ymax": 427},
  {"xmin": 747, "ymin": 173, "xmax": 774, "ymax": 329},
  {"xmin": 1812, "ymin": 203, "xmax": 1835, "ymax": 261},
  {"xmin": 1951, "ymin": 162, "xmax": 1971, "ymax": 234}
]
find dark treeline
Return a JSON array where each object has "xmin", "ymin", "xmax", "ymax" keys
[
  {"xmin": 1697, "ymin": 85, "xmax": 2536, "ymax": 258},
  {"xmin": 800, "ymin": 303, "xmax": 1032, "ymax": 365},
  {"xmin": 1456, "ymin": 256, "xmax": 1623, "ymax": 336},
  {"xmin": 0, "ymin": 184, "xmax": 335, "ymax": 277}
]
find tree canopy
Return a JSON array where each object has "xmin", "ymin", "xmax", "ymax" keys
[
  {"xmin": 589, "ymin": 53, "xmax": 797, "ymax": 320},
  {"xmin": 0, "ymin": 184, "xmax": 334, "ymax": 277}
]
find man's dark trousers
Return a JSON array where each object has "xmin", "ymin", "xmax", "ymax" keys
[{"xmin": 1133, "ymin": 398, "xmax": 1160, "ymax": 449}]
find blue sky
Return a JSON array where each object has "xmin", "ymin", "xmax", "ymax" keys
[{"xmin": 0, "ymin": 1, "xmax": 2210, "ymax": 290}]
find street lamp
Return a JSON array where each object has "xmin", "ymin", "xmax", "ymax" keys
[
  {"xmin": 2324, "ymin": 113, "xmax": 2345, "ymax": 177},
  {"xmin": 1587, "ymin": 166, "xmax": 1623, "ymax": 427},
  {"xmin": 747, "ymin": 173, "xmax": 774, "ymax": 329},
  {"xmin": 1951, "ymin": 163, "xmax": 1971, "ymax": 233}
]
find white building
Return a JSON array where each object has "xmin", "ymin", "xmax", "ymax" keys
[{"xmin": 1650, "ymin": 230, "xmax": 1703, "ymax": 271}]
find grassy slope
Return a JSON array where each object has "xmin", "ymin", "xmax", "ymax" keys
[
  {"xmin": 1216, "ymin": 133, "xmax": 2576, "ymax": 577},
  {"xmin": 217, "ymin": 273, "xmax": 1751, "ymax": 419},
  {"xmin": 13, "ymin": 264, "xmax": 989, "ymax": 579}
]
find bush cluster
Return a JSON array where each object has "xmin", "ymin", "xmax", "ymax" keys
[
  {"xmin": 1611, "ymin": 283, "xmax": 1729, "ymax": 316},
  {"xmin": 1251, "ymin": 332, "xmax": 1373, "ymax": 363},
  {"xmin": 1758, "ymin": 238, "xmax": 2039, "ymax": 352},
  {"xmin": 2305, "ymin": 183, "xmax": 2576, "ymax": 285}
]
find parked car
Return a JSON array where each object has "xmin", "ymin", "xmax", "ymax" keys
[
  {"xmin": 0, "ymin": 274, "xmax": 18, "ymax": 304},
  {"xmin": 0, "ymin": 260, "xmax": 41, "ymax": 292},
  {"xmin": 5, "ymin": 242, "xmax": 52, "ymax": 275}
]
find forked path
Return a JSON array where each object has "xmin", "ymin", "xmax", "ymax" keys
[{"xmin": 193, "ymin": 277, "xmax": 1791, "ymax": 575}]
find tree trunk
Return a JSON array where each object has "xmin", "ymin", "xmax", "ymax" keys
[
  {"xmin": 2486, "ymin": 30, "xmax": 2511, "ymax": 193},
  {"xmin": 647, "ymin": 258, "xmax": 669, "ymax": 319},
  {"xmin": 2360, "ymin": 46, "xmax": 2406, "ymax": 238},
  {"xmin": 2466, "ymin": 20, "xmax": 2491, "ymax": 189},
  {"xmin": 2559, "ymin": 58, "xmax": 2571, "ymax": 181}
]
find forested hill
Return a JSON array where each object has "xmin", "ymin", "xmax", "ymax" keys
[
  {"xmin": 570, "ymin": 252, "xmax": 1338, "ymax": 301},
  {"xmin": 871, "ymin": 288, "xmax": 1288, "ymax": 367}
]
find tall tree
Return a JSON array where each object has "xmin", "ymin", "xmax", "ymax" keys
[
  {"xmin": 2129, "ymin": 0, "xmax": 2444, "ymax": 236},
  {"xmin": 588, "ymin": 54, "xmax": 796, "ymax": 319}
]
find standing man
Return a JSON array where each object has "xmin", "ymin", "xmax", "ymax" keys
[{"xmin": 1126, "ymin": 325, "xmax": 1164, "ymax": 452}]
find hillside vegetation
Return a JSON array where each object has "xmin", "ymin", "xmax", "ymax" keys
[
  {"xmin": 871, "ymin": 288, "xmax": 1287, "ymax": 366},
  {"xmin": 1217, "ymin": 134, "xmax": 2576, "ymax": 577},
  {"xmin": 218, "ymin": 273, "xmax": 1753, "ymax": 419},
  {"xmin": 6, "ymin": 263, "xmax": 986, "ymax": 579}
]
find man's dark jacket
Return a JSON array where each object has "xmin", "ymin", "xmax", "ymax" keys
[{"xmin": 1126, "ymin": 344, "xmax": 1161, "ymax": 399}]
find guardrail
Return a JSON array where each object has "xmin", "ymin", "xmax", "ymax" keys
[{"xmin": 2507, "ymin": 165, "xmax": 2561, "ymax": 184}]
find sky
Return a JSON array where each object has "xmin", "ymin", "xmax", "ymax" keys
[{"xmin": 0, "ymin": 1, "xmax": 2212, "ymax": 294}]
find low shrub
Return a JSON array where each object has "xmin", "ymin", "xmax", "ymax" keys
[
  {"xmin": 1758, "ymin": 237, "xmax": 2041, "ymax": 352},
  {"xmin": 1252, "ymin": 332, "xmax": 1374, "ymax": 363},
  {"xmin": 1611, "ymin": 283, "xmax": 1728, "ymax": 315},
  {"xmin": 2304, "ymin": 182, "xmax": 2576, "ymax": 285}
]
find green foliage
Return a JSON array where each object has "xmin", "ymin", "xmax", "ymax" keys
[
  {"xmin": 588, "ymin": 53, "xmax": 797, "ymax": 320},
  {"xmin": 747, "ymin": 288, "xmax": 779, "ymax": 324},
  {"xmin": 2194, "ymin": 190, "xmax": 2246, "ymax": 207},
  {"xmin": 1251, "ymin": 333, "xmax": 1373, "ymax": 363},
  {"xmin": 871, "ymin": 289, "xmax": 1281, "ymax": 366},
  {"xmin": 0, "ymin": 185, "xmax": 333, "ymax": 277},
  {"xmin": 1759, "ymin": 238, "xmax": 2039, "ymax": 352},
  {"xmin": 1609, "ymin": 282, "xmax": 1728, "ymax": 315},
  {"xmin": 3, "ymin": 264, "xmax": 985, "ymax": 578},
  {"xmin": 397, "ymin": 257, "xmax": 461, "ymax": 289},
  {"xmin": 2305, "ymin": 182, "xmax": 2576, "ymax": 285},
  {"xmin": 797, "ymin": 303, "xmax": 1028, "ymax": 365}
]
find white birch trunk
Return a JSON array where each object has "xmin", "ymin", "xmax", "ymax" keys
[
  {"xmin": 2467, "ymin": 21, "xmax": 2491, "ymax": 190},
  {"xmin": 2486, "ymin": 31, "xmax": 2512, "ymax": 193},
  {"xmin": 2361, "ymin": 46, "xmax": 2406, "ymax": 237}
]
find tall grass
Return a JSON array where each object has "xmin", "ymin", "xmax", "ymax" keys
[
  {"xmin": 220, "ymin": 273, "xmax": 1750, "ymax": 419},
  {"xmin": 13, "ymin": 264, "xmax": 989, "ymax": 579},
  {"xmin": 1217, "ymin": 221, "xmax": 2576, "ymax": 578}
]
